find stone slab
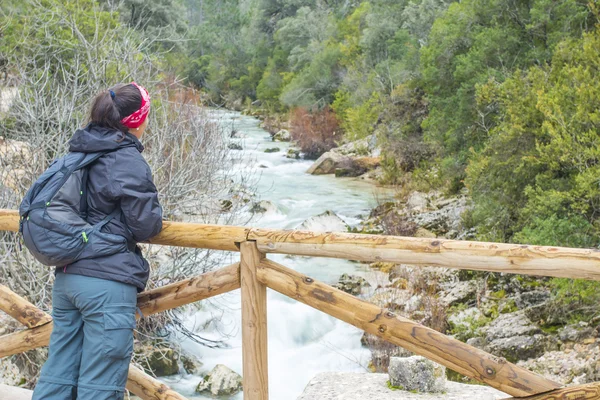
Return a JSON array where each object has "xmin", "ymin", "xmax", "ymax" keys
[
  {"xmin": 297, "ymin": 372, "xmax": 506, "ymax": 400},
  {"xmin": 0, "ymin": 384, "xmax": 33, "ymax": 400}
]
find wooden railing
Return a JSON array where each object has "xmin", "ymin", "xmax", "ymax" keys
[{"xmin": 1, "ymin": 208, "xmax": 599, "ymax": 400}]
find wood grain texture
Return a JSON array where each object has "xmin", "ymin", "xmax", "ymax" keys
[
  {"xmin": 145, "ymin": 220, "xmax": 248, "ymax": 251},
  {"xmin": 240, "ymin": 242, "xmax": 269, "ymax": 400},
  {"xmin": 0, "ymin": 209, "xmax": 19, "ymax": 232},
  {"xmin": 3, "ymin": 208, "xmax": 600, "ymax": 280},
  {"xmin": 0, "ymin": 285, "xmax": 53, "ymax": 328},
  {"xmin": 126, "ymin": 364, "xmax": 189, "ymax": 400},
  {"xmin": 0, "ymin": 209, "xmax": 248, "ymax": 251},
  {"xmin": 0, "ymin": 265, "xmax": 241, "ymax": 358},
  {"xmin": 137, "ymin": 263, "xmax": 240, "ymax": 316},
  {"xmin": 0, "ymin": 321, "xmax": 53, "ymax": 358},
  {"xmin": 504, "ymin": 383, "xmax": 600, "ymax": 400},
  {"xmin": 256, "ymin": 258, "xmax": 561, "ymax": 397},
  {"xmin": 248, "ymin": 228, "xmax": 600, "ymax": 280}
]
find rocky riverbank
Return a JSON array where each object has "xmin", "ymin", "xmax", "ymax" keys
[{"xmin": 334, "ymin": 189, "xmax": 600, "ymax": 386}]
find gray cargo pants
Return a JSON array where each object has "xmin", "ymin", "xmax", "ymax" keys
[{"xmin": 32, "ymin": 273, "xmax": 137, "ymax": 400}]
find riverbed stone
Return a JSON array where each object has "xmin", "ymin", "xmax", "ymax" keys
[
  {"xmin": 196, "ymin": 364, "xmax": 243, "ymax": 396},
  {"xmin": 228, "ymin": 142, "xmax": 243, "ymax": 150},
  {"xmin": 144, "ymin": 347, "xmax": 180, "ymax": 376},
  {"xmin": 306, "ymin": 151, "xmax": 350, "ymax": 175},
  {"xmin": 273, "ymin": 129, "xmax": 291, "ymax": 141},
  {"xmin": 297, "ymin": 372, "xmax": 505, "ymax": 400},
  {"xmin": 181, "ymin": 354, "xmax": 203, "ymax": 375},
  {"xmin": 298, "ymin": 210, "xmax": 348, "ymax": 232},
  {"xmin": 286, "ymin": 148, "xmax": 301, "ymax": 159},
  {"xmin": 388, "ymin": 356, "xmax": 446, "ymax": 393},
  {"xmin": 264, "ymin": 147, "xmax": 280, "ymax": 153},
  {"xmin": 439, "ymin": 281, "xmax": 477, "ymax": 307}
]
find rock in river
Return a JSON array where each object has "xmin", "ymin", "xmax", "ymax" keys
[
  {"xmin": 297, "ymin": 210, "xmax": 349, "ymax": 232},
  {"xmin": 306, "ymin": 151, "xmax": 350, "ymax": 175},
  {"xmin": 196, "ymin": 364, "xmax": 243, "ymax": 396}
]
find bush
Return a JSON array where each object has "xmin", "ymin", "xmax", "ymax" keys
[{"xmin": 289, "ymin": 106, "xmax": 342, "ymax": 159}]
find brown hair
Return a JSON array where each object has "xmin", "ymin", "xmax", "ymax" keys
[{"xmin": 89, "ymin": 83, "xmax": 142, "ymax": 134}]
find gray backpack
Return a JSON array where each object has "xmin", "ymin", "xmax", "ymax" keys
[{"xmin": 19, "ymin": 150, "xmax": 128, "ymax": 267}]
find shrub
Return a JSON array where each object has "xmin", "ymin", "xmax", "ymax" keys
[{"xmin": 289, "ymin": 106, "xmax": 342, "ymax": 159}]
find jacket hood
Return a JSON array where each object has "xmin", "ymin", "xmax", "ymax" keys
[{"xmin": 68, "ymin": 123, "xmax": 144, "ymax": 153}]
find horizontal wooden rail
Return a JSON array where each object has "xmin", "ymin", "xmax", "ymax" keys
[
  {"xmin": 0, "ymin": 263, "xmax": 241, "ymax": 358},
  {"xmin": 137, "ymin": 263, "xmax": 240, "ymax": 315},
  {"xmin": 3, "ymin": 209, "xmax": 600, "ymax": 280},
  {"xmin": 248, "ymin": 228, "xmax": 600, "ymax": 280},
  {"xmin": 127, "ymin": 364, "xmax": 189, "ymax": 400},
  {"xmin": 0, "ymin": 285, "xmax": 53, "ymax": 328},
  {"xmin": 256, "ymin": 258, "xmax": 561, "ymax": 397},
  {"xmin": 0, "ymin": 209, "xmax": 248, "ymax": 252},
  {"xmin": 504, "ymin": 382, "xmax": 600, "ymax": 400}
]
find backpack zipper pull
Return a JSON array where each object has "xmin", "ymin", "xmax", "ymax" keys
[{"xmin": 81, "ymin": 231, "xmax": 88, "ymax": 243}]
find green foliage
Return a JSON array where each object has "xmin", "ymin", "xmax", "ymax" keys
[{"xmin": 467, "ymin": 23, "xmax": 600, "ymax": 245}]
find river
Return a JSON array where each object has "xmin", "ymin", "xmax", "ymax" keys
[{"xmin": 161, "ymin": 110, "xmax": 394, "ymax": 399}]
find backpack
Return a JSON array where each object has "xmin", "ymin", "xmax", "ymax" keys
[{"xmin": 18, "ymin": 150, "xmax": 128, "ymax": 267}]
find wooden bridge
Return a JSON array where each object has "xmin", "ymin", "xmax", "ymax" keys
[{"xmin": 0, "ymin": 208, "xmax": 599, "ymax": 399}]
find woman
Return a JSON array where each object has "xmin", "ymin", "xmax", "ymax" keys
[{"xmin": 32, "ymin": 82, "xmax": 163, "ymax": 400}]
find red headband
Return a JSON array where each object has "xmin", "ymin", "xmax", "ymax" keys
[{"xmin": 121, "ymin": 82, "xmax": 150, "ymax": 129}]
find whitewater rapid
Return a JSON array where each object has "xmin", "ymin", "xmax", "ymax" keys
[{"xmin": 161, "ymin": 110, "xmax": 393, "ymax": 399}]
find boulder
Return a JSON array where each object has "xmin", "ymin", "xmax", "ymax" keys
[
  {"xmin": 0, "ymin": 384, "xmax": 32, "ymax": 400},
  {"xmin": 439, "ymin": 281, "xmax": 477, "ymax": 307},
  {"xmin": 331, "ymin": 135, "xmax": 380, "ymax": 157},
  {"xmin": 297, "ymin": 210, "xmax": 348, "ymax": 233},
  {"xmin": 514, "ymin": 291, "xmax": 551, "ymax": 309},
  {"xmin": 410, "ymin": 197, "xmax": 468, "ymax": 236},
  {"xmin": 250, "ymin": 200, "xmax": 278, "ymax": 214},
  {"xmin": 333, "ymin": 273, "xmax": 370, "ymax": 296},
  {"xmin": 486, "ymin": 334, "xmax": 557, "ymax": 363},
  {"xmin": 228, "ymin": 142, "xmax": 243, "ymax": 150},
  {"xmin": 297, "ymin": 372, "xmax": 505, "ymax": 400},
  {"xmin": 273, "ymin": 129, "xmax": 291, "ymax": 142},
  {"xmin": 406, "ymin": 192, "xmax": 429, "ymax": 212},
  {"xmin": 483, "ymin": 311, "xmax": 557, "ymax": 362},
  {"xmin": 388, "ymin": 356, "xmax": 446, "ymax": 393},
  {"xmin": 286, "ymin": 148, "xmax": 301, "ymax": 159},
  {"xmin": 307, "ymin": 152, "xmax": 351, "ymax": 175},
  {"xmin": 180, "ymin": 354, "xmax": 203, "ymax": 375},
  {"xmin": 134, "ymin": 345, "xmax": 180, "ymax": 377},
  {"xmin": 196, "ymin": 364, "xmax": 243, "ymax": 396},
  {"xmin": 264, "ymin": 147, "xmax": 280, "ymax": 153},
  {"xmin": 484, "ymin": 311, "xmax": 541, "ymax": 341},
  {"xmin": 447, "ymin": 307, "xmax": 487, "ymax": 341},
  {"xmin": 558, "ymin": 322, "xmax": 597, "ymax": 343}
]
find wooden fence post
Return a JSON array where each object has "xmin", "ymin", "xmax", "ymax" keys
[{"xmin": 240, "ymin": 241, "xmax": 268, "ymax": 400}]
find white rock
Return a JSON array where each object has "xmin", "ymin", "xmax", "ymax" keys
[
  {"xmin": 0, "ymin": 384, "xmax": 32, "ymax": 400},
  {"xmin": 306, "ymin": 152, "xmax": 350, "ymax": 175},
  {"xmin": 388, "ymin": 356, "xmax": 446, "ymax": 393},
  {"xmin": 297, "ymin": 210, "xmax": 348, "ymax": 233},
  {"xmin": 273, "ymin": 129, "xmax": 291, "ymax": 141},
  {"xmin": 196, "ymin": 364, "xmax": 242, "ymax": 396},
  {"xmin": 297, "ymin": 372, "xmax": 505, "ymax": 400}
]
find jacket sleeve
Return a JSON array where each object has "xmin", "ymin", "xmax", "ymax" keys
[{"xmin": 109, "ymin": 151, "xmax": 163, "ymax": 242}]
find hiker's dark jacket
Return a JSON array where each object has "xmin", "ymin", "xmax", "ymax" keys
[{"xmin": 57, "ymin": 123, "xmax": 163, "ymax": 291}]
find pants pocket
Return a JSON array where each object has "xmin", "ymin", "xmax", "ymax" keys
[{"xmin": 103, "ymin": 304, "xmax": 136, "ymax": 359}]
